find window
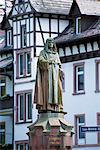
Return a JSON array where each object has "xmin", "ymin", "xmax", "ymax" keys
[
  {"xmin": 75, "ymin": 115, "xmax": 85, "ymax": 145},
  {"xmin": 26, "ymin": 93, "xmax": 32, "ymax": 120},
  {"xmin": 21, "ymin": 25, "xmax": 26, "ymax": 48},
  {"xmin": 18, "ymin": 94, "xmax": 24, "ymax": 122},
  {"xmin": 95, "ymin": 60, "xmax": 100, "ymax": 92},
  {"xmin": 19, "ymin": 54, "xmax": 24, "ymax": 77},
  {"xmin": 97, "ymin": 113, "xmax": 100, "ymax": 144},
  {"xmin": 73, "ymin": 63, "xmax": 85, "ymax": 94},
  {"xmin": 0, "ymin": 77, "xmax": 6, "ymax": 97},
  {"xmin": 16, "ymin": 92, "xmax": 32, "ymax": 123},
  {"xmin": 26, "ymin": 53, "xmax": 31, "ymax": 76},
  {"xmin": 0, "ymin": 122, "xmax": 5, "ymax": 145},
  {"xmin": 16, "ymin": 141, "xmax": 29, "ymax": 150},
  {"xmin": 7, "ymin": 30, "xmax": 12, "ymax": 46},
  {"xmin": 76, "ymin": 17, "xmax": 81, "ymax": 34},
  {"xmin": 61, "ymin": 71, "xmax": 65, "ymax": 92},
  {"xmin": 16, "ymin": 51, "xmax": 31, "ymax": 78}
]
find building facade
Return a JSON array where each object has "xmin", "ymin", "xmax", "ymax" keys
[
  {"xmin": 55, "ymin": 0, "xmax": 100, "ymax": 149},
  {"xmin": 7, "ymin": 0, "xmax": 72, "ymax": 149},
  {"xmin": 0, "ymin": 0, "xmax": 100, "ymax": 150},
  {"xmin": 0, "ymin": 1, "xmax": 13, "ymax": 149},
  {"xmin": 0, "ymin": 30, "xmax": 13, "ymax": 149}
]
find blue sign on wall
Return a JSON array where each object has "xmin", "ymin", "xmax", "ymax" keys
[{"xmin": 81, "ymin": 126, "xmax": 100, "ymax": 132}]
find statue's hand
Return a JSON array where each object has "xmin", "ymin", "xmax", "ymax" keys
[{"xmin": 48, "ymin": 59, "xmax": 55, "ymax": 64}]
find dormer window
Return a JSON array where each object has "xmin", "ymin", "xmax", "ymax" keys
[
  {"xmin": 7, "ymin": 30, "xmax": 12, "ymax": 46},
  {"xmin": 76, "ymin": 17, "xmax": 81, "ymax": 34}
]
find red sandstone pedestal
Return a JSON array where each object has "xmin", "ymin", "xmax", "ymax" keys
[{"xmin": 28, "ymin": 112, "xmax": 73, "ymax": 150}]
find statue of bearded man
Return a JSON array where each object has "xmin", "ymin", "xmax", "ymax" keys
[{"xmin": 34, "ymin": 38, "xmax": 63, "ymax": 112}]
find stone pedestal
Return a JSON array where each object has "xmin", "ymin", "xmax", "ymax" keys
[{"xmin": 28, "ymin": 112, "xmax": 73, "ymax": 150}]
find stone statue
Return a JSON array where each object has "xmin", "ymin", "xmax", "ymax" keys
[{"xmin": 34, "ymin": 38, "xmax": 63, "ymax": 112}]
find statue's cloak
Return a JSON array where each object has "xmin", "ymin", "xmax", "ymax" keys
[{"xmin": 34, "ymin": 47, "xmax": 63, "ymax": 111}]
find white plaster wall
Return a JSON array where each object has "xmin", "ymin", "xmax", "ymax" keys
[
  {"xmin": 0, "ymin": 116, "xmax": 13, "ymax": 144},
  {"xmin": 65, "ymin": 47, "xmax": 71, "ymax": 56},
  {"xmin": 14, "ymin": 36, "xmax": 17, "ymax": 49},
  {"xmin": 12, "ymin": 7, "xmax": 17, "ymax": 16},
  {"xmin": 59, "ymin": 20, "xmax": 69, "ymax": 33},
  {"xmin": 30, "ymin": 32, "xmax": 34, "ymax": 46},
  {"xmin": 51, "ymin": 19, "xmax": 58, "ymax": 32},
  {"xmin": 72, "ymin": 45, "xmax": 78, "ymax": 54},
  {"xmin": 59, "ymin": 48, "xmax": 64, "ymax": 57},
  {"xmin": 79, "ymin": 44, "xmax": 86, "ymax": 53},
  {"xmin": 14, "ymin": 81, "xmax": 38, "ymax": 141},
  {"xmin": 25, "ymin": 3, "xmax": 31, "ymax": 13},
  {"xmin": 93, "ymin": 41, "xmax": 99, "ymax": 51},
  {"xmin": 14, "ymin": 123, "xmax": 30, "ymax": 141},
  {"xmin": 13, "ymin": 22, "xmax": 16, "ymax": 35},
  {"xmin": 87, "ymin": 43, "xmax": 92, "ymax": 52},
  {"xmin": 62, "ymin": 57, "xmax": 100, "ymax": 149},
  {"xmin": 6, "ymin": 76, "xmax": 13, "ymax": 96},
  {"xmin": 14, "ymin": 46, "xmax": 38, "ymax": 142},
  {"xmin": 17, "ymin": 21, "xmax": 20, "ymax": 34},
  {"xmin": 14, "ymin": 47, "xmax": 37, "ymax": 83},
  {"xmin": 30, "ymin": 18, "xmax": 34, "ymax": 32},
  {"xmin": 14, "ymin": 106, "xmax": 38, "ymax": 149}
]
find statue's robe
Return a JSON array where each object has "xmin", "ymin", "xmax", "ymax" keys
[{"xmin": 34, "ymin": 49, "xmax": 63, "ymax": 112}]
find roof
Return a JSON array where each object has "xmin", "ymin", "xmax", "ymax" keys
[
  {"xmin": 30, "ymin": 0, "xmax": 73, "ymax": 15},
  {"xmin": 0, "ymin": 29, "xmax": 13, "ymax": 53},
  {"xmin": 75, "ymin": 0, "xmax": 100, "ymax": 16},
  {"xmin": 0, "ymin": 0, "xmax": 13, "ymax": 23},
  {"xmin": 0, "ymin": 57, "xmax": 13, "ymax": 69},
  {"xmin": 0, "ymin": 30, "xmax": 5, "ymax": 48},
  {"xmin": 55, "ymin": 19, "xmax": 100, "ymax": 45}
]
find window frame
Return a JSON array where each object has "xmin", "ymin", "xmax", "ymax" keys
[
  {"xmin": 95, "ymin": 60, "xmax": 100, "ymax": 92},
  {"xmin": 18, "ymin": 53, "xmax": 24, "ymax": 77},
  {"xmin": 15, "ymin": 140, "xmax": 29, "ymax": 150},
  {"xmin": 75, "ymin": 17, "xmax": 81, "ymax": 34},
  {"xmin": 0, "ymin": 122, "xmax": 5, "ymax": 145},
  {"xmin": 26, "ymin": 93, "xmax": 32, "ymax": 121},
  {"xmin": 0, "ymin": 77, "xmax": 6, "ymax": 97},
  {"xmin": 21, "ymin": 25, "xmax": 27, "ymax": 48},
  {"xmin": 18, "ymin": 94, "xmax": 25, "ymax": 122},
  {"xmin": 16, "ymin": 90, "xmax": 32, "ymax": 123},
  {"xmin": 16, "ymin": 50, "xmax": 31, "ymax": 79},
  {"xmin": 73, "ymin": 62, "xmax": 85, "ymax": 95},
  {"xmin": 25, "ymin": 52, "xmax": 31, "ymax": 76},
  {"xmin": 74, "ymin": 114, "xmax": 86, "ymax": 145},
  {"xmin": 7, "ymin": 30, "xmax": 12, "ymax": 46},
  {"xmin": 97, "ymin": 113, "xmax": 100, "ymax": 144}
]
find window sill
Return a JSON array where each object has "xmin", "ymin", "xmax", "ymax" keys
[
  {"xmin": 95, "ymin": 90, "xmax": 100, "ymax": 93},
  {"xmin": 16, "ymin": 75, "xmax": 31, "ymax": 79},
  {"xmin": 72, "ymin": 91, "xmax": 85, "ymax": 95},
  {"xmin": 16, "ymin": 120, "xmax": 32, "ymax": 125}
]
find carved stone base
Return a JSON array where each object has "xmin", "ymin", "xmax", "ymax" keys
[{"xmin": 28, "ymin": 112, "xmax": 73, "ymax": 150}]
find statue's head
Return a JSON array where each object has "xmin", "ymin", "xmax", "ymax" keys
[{"xmin": 45, "ymin": 38, "xmax": 57, "ymax": 52}]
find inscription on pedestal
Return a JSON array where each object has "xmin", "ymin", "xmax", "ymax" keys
[
  {"xmin": 49, "ymin": 136, "xmax": 61, "ymax": 145},
  {"xmin": 48, "ymin": 128, "xmax": 61, "ymax": 146}
]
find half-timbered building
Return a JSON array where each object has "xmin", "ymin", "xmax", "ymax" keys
[
  {"xmin": 55, "ymin": 0, "xmax": 100, "ymax": 149},
  {"xmin": 7, "ymin": 0, "xmax": 73, "ymax": 149},
  {"xmin": 0, "ymin": 1, "xmax": 14, "ymax": 149},
  {"xmin": 0, "ymin": 30, "xmax": 13, "ymax": 149}
]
